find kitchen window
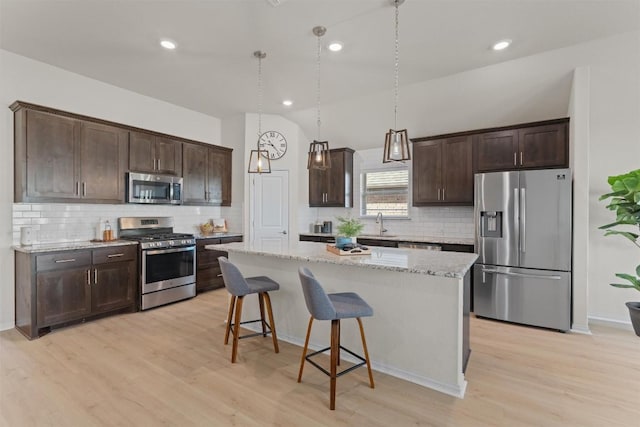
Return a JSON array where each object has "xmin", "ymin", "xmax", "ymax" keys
[{"xmin": 360, "ymin": 168, "xmax": 409, "ymax": 218}]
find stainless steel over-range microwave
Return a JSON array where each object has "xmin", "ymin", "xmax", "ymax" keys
[{"xmin": 127, "ymin": 172, "xmax": 183, "ymax": 205}]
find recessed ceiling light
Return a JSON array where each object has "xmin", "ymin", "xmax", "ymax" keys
[
  {"xmin": 328, "ymin": 42, "xmax": 343, "ymax": 52},
  {"xmin": 282, "ymin": 100, "xmax": 293, "ymax": 107},
  {"xmin": 160, "ymin": 39, "xmax": 177, "ymax": 50},
  {"xmin": 492, "ymin": 39, "xmax": 511, "ymax": 51}
]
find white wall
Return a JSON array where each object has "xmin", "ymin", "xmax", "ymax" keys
[{"xmin": 0, "ymin": 49, "xmax": 235, "ymax": 330}]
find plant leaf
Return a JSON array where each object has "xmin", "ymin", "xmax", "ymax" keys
[
  {"xmin": 614, "ymin": 273, "xmax": 640, "ymax": 286},
  {"xmin": 603, "ymin": 230, "xmax": 639, "ymax": 243},
  {"xmin": 610, "ymin": 283, "xmax": 640, "ymax": 291}
]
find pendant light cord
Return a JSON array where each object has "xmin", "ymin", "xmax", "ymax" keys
[
  {"xmin": 257, "ymin": 52, "xmax": 263, "ymax": 138},
  {"xmin": 394, "ymin": 1, "xmax": 400, "ymax": 131},
  {"xmin": 316, "ymin": 31, "xmax": 322, "ymax": 141}
]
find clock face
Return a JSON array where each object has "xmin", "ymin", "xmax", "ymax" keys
[{"xmin": 258, "ymin": 131, "xmax": 287, "ymax": 160}]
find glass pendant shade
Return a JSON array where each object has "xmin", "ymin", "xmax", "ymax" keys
[
  {"xmin": 307, "ymin": 140, "xmax": 331, "ymax": 170},
  {"xmin": 248, "ymin": 144, "xmax": 271, "ymax": 173},
  {"xmin": 383, "ymin": 129, "xmax": 410, "ymax": 163}
]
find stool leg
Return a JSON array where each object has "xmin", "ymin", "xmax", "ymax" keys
[
  {"xmin": 258, "ymin": 293, "xmax": 267, "ymax": 337},
  {"xmin": 356, "ymin": 317, "xmax": 375, "ymax": 389},
  {"xmin": 297, "ymin": 316, "xmax": 314, "ymax": 382},
  {"xmin": 263, "ymin": 292, "xmax": 279, "ymax": 353},
  {"xmin": 231, "ymin": 296, "xmax": 244, "ymax": 363},
  {"xmin": 330, "ymin": 319, "xmax": 340, "ymax": 410},
  {"xmin": 224, "ymin": 296, "xmax": 236, "ymax": 345},
  {"xmin": 337, "ymin": 320, "xmax": 341, "ymax": 366}
]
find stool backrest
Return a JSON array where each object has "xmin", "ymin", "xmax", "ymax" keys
[
  {"xmin": 218, "ymin": 257, "xmax": 251, "ymax": 296},
  {"xmin": 298, "ymin": 267, "xmax": 337, "ymax": 320}
]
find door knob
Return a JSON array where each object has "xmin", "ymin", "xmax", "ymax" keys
[{"xmin": 280, "ymin": 230, "xmax": 287, "ymax": 234}]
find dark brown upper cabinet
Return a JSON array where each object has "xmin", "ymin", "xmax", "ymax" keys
[
  {"xmin": 11, "ymin": 101, "xmax": 233, "ymax": 206},
  {"xmin": 129, "ymin": 131, "xmax": 182, "ymax": 176},
  {"xmin": 412, "ymin": 136, "xmax": 473, "ymax": 206},
  {"xmin": 182, "ymin": 142, "xmax": 232, "ymax": 206},
  {"xmin": 309, "ymin": 148, "xmax": 354, "ymax": 207},
  {"xmin": 12, "ymin": 105, "xmax": 127, "ymax": 204},
  {"xmin": 474, "ymin": 120, "xmax": 568, "ymax": 172}
]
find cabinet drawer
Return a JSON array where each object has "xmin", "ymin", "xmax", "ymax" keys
[
  {"xmin": 36, "ymin": 251, "xmax": 91, "ymax": 272},
  {"xmin": 92, "ymin": 246, "xmax": 137, "ymax": 264},
  {"xmin": 219, "ymin": 236, "xmax": 243, "ymax": 244},
  {"xmin": 197, "ymin": 249, "xmax": 227, "ymax": 268}
]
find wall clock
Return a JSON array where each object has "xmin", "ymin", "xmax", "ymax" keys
[{"xmin": 258, "ymin": 131, "xmax": 288, "ymax": 160}]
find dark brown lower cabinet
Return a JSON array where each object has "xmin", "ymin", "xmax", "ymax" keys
[
  {"xmin": 15, "ymin": 245, "xmax": 138, "ymax": 339},
  {"xmin": 196, "ymin": 235, "xmax": 243, "ymax": 293}
]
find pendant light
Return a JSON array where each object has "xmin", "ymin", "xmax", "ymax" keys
[
  {"xmin": 248, "ymin": 50, "xmax": 272, "ymax": 174},
  {"xmin": 383, "ymin": 0, "xmax": 410, "ymax": 163},
  {"xmin": 307, "ymin": 26, "xmax": 331, "ymax": 170}
]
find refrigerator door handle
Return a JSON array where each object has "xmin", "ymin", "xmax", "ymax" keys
[
  {"xmin": 521, "ymin": 187, "xmax": 526, "ymax": 253},
  {"xmin": 480, "ymin": 268, "xmax": 562, "ymax": 280},
  {"xmin": 513, "ymin": 187, "xmax": 519, "ymax": 259}
]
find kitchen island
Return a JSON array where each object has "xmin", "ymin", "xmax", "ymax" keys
[{"xmin": 206, "ymin": 241, "xmax": 477, "ymax": 398}]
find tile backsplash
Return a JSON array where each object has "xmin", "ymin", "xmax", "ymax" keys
[
  {"xmin": 299, "ymin": 206, "xmax": 474, "ymax": 238},
  {"xmin": 12, "ymin": 203, "xmax": 243, "ymax": 245}
]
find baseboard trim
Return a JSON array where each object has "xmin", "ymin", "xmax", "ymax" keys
[
  {"xmin": 588, "ymin": 315, "xmax": 633, "ymax": 331},
  {"xmin": 0, "ymin": 322, "xmax": 14, "ymax": 332}
]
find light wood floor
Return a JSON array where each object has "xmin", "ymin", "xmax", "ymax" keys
[{"xmin": 1, "ymin": 289, "xmax": 639, "ymax": 427}]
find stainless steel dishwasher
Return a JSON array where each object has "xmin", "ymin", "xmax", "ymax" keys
[{"xmin": 397, "ymin": 242, "xmax": 442, "ymax": 250}]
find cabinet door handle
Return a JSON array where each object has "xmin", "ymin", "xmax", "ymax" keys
[
  {"xmin": 513, "ymin": 152, "xmax": 517, "ymax": 166},
  {"xmin": 76, "ymin": 181, "xmax": 80, "ymax": 196},
  {"xmin": 442, "ymin": 187, "xmax": 446, "ymax": 200},
  {"xmin": 87, "ymin": 269, "xmax": 91, "ymax": 285},
  {"xmin": 520, "ymin": 151, "xmax": 523, "ymax": 166},
  {"xmin": 55, "ymin": 258, "xmax": 76, "ymax": 263},
  {"xmin": 82, "ymin": 182, "xmax": 86, "ymax": 197},
  {"xmin": 94, "ymin": 269, "xmax": 98, "ymax": 285},
  {"xmin": 217, "ymin": 274, "xmax": 223, "ymax": 277},
  {"xmin": 107, "ymin": 253, "xmax": 124, "ymax": 258},
  {"xmin": 437, "ymin": 188, "xmax": 440, "ymax": 201},
  {"xmin": 157, "ymin": 159, "xmax": 161, "ymax": 170}
]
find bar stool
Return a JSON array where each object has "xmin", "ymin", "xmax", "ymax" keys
[
  {"xmin": 297, "ymin": 267, "xmax": 375, "ymax": 410},
  {"xmin": 218, "ymin": 256, "xmax": 280, "ymax": 363}
]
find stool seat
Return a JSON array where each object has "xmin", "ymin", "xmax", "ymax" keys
[
  {"xmin": 297, "ymin": 267, "xmax": 374, "ymax": 410},
  {"xmin": 328, "ymin": 292, "xmax": 373, "ymax": 319},
  {"xmin": 245, "ymin": 276, "xmax": 280, "ymax": 295},
  {"xmin": 218, "ymin": 257, "xmax": 280, "ymax": 363}
]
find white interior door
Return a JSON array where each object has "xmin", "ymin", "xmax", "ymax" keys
[{"xmin": 250, "ymin": 170, "xmax": 289, "ymax": 252}]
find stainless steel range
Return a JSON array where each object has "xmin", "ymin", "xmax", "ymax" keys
[{"xmin": 118, "ymin": 217, "xmax": 196, "ymax": 310}]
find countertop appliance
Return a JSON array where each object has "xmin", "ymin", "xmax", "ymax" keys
[
  {"xmin": 474, "ymin": 168, "xmax": 572, "ymax": 331},
  {"xmin": 118, "ymin": 217, "xmax": 196, "ymax": 310},
  {"xmin": 127, "ymin": 172, "xmax": 183, "ymax": 205},
  {"xmin": 322, "ymin": 221, "xmax": 332, "ymax": 234}
]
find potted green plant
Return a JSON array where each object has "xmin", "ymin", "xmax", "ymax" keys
[
  {"xmin": 335, "ymin": 215, "xmax": 364, "ymax": 248},
  {"xmin": 599, "ymin": 168, "xmax": 640, "ymax": 336}
]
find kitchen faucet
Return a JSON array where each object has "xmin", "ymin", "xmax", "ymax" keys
[{"xmin": 375, "ymin": 212, "xmax": 388, "ymax": 236}]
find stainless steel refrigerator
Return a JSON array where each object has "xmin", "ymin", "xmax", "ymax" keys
[{"xmin": 474, "ymin": 168, "xmax": 572, "ymax": 331}]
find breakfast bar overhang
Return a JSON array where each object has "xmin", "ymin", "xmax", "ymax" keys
[{"xmin": 208, "ymin": 241, "xmax": 478, "ymax": 398}]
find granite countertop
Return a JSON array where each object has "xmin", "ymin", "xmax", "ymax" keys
[
  {"xmin": 12, "ymin": 239, "xmax": 139, "ymax": 254},
  {"xmin": 299, "ymin": 232, "xmax": 474, "ymax": 246},
  {"xmin": 207, "ymin": 241, "xmax": 478, "ymax": 279}
]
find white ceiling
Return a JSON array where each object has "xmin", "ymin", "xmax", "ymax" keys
[{"xmin": 1, "ymin": 0, "xmax": 638, "ymax": 119}]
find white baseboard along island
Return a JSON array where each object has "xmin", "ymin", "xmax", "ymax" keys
[{"xmin": 206, "ymin": 241, "xmax": 478, "ymax": 398}]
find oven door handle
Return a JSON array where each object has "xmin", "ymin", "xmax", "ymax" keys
[{"xmin": 144, "ymin": 245, "xmax": 196, "ymax": 256}]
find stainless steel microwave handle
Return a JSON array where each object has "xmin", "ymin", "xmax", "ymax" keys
[
  {"xmin": 481, "ymin": 268, "xmax": 562, "ymax": 281},
  {"xmin": 144, "ymin": 245, "xmax": 196, "ymax": 256}
]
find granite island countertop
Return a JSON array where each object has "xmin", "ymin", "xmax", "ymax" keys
[
  {"xmin": 299, "ymin": 232, "xmax": 474, "ymax": 246},
  {"xmin": 12, "ymin": 239, "xmax": 139, "ymax": 254},
  {"xmin": 207, "ymin": 241, "xmax": 477, "ymax": 279}
]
